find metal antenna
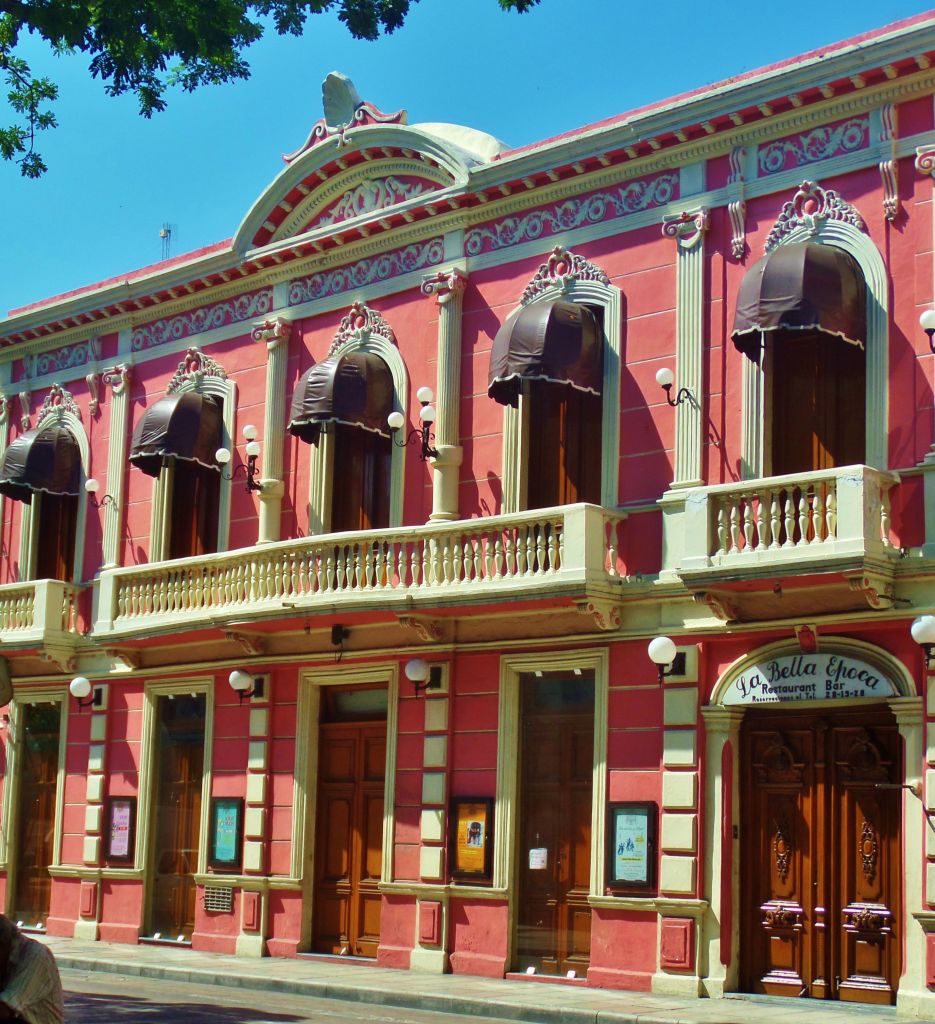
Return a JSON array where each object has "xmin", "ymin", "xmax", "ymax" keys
[{"xmin": 159, "ymin": 223, "xmax": 172, "ymax": 260}]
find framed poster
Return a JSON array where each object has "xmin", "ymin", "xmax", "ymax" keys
[
  {"xmin": 607, "ymin": 802, "xmax": 656, "ymax": 890},
  {"xmin": 106, "ymin": 796, "xmax": 136, "ymax": 862},
  {"xmin": 450, "ymin": 797, "xmax": 493, "ymax": 881},
  {"xmin": 209, "ymin": 797, "xmax": 244, "ymax": 871}
]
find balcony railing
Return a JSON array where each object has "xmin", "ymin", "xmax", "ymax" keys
[
  {"xmin": 0, "ymin": 579, "xmax": 81, "ymax": 645},
  {"xmin": 667, "ymin": 465, "xmax": 899, "ymax": 577},
  {"xmin": 96, "ymin": 504, "xmax": 625, "ymax": 636}
]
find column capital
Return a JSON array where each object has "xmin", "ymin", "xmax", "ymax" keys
[
  {"xmin": 251, "ymin": 317, "xmax": 292, "ymax": 350},
  {"xmin": 102, "ymin": 364, "xmax": 131, "ymax": 396},
  {"xmin": 662, "ymin": 209, "xmax": 709, "ymax": 249},
  {"xmin": 421, "ymin": 268, "xmax": 468, "ymax": 304}
]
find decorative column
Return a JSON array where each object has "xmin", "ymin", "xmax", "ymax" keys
[
  {"xmin": 662, "ymin": 210, "xmax": 708, "ymax": 488},
  {"xmin": 75, "ymin": 683, "xmax": 109, "ymax": 941},
  {"xmin": 915, "ymin": 149, "xmax": 935, "ymax": 554},
  {"xmin": 251, "ymin": 319, "xmax": 291, "ymax": 544},
  {"xmin": 421, "ymin": 269, "xmax": 467, "ymax": 522},
  {"xmin": 0, "ymin": 395, "xmax": 10, "ymax": 544},
  {"xmin": 698, "ymin": 705, "xmax": 744, "ymax": 998},
  {"xmin": 101, "ymin": 365, "xmax": 131, "ymax": 569}
]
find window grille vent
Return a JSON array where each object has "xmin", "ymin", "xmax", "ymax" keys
[{"xmin": 203, "ymin": 886, "xmax": 234, "ymax": 913}]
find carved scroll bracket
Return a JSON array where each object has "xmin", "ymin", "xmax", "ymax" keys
[
  {"xmin": 224, "ymin": 630, "xmax": 267, "ymax": 656},
  {"xmin": 102, "ymin": 364, "xmax": 131, "ymax": 396},
  {"xmin": 574, "ymin": 599, "xmax": 621, "ymax": 632},
  {"xmin": 879, "ymin": 104, "xmax": 899, "ymax": 223},
  {"xmin": 104, "ymin": 648, "xmax": 142, "ymax": 671},
  {"xmin": 397, "ymin": 614, "xmax": 444, "ymax": 643},
  {"xmin": 845, "ymin": 571, "xmax": 895, "ymax": 610}
]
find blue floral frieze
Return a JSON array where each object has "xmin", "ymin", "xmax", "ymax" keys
[
  {"xmin": 288, "ymin": 238, "xmax": 445, "ymax": 305},
  {"xmin": 17, "ymin": 340, "xmax": 97, "ymax": 382},
  {"xmin": 131, "ymin": 288, "xmax": 274, "ymax": 351},
  {"xmin": 758, "ymin": 116, "xmax": 869, "ymax": 176},
  {"xmin": 465, "ymin": 172, "xmax": 679, "ymax": 256}
]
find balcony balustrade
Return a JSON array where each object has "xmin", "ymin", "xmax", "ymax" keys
[
  {"xmin": 0, "ymin": 579, "xmax": 82, "ymax": 647},
  {"xmin": 661, "ymin": 465, "xmax": 900, "ymax": 616},
  {"xmin": 95, "ymin": 504, "xmax": 626, "ymax": 637}
]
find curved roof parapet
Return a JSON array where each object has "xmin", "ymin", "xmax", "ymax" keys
[{"xmin": 409, "ymin": 123, "xmax": 508, "ymax": 164}]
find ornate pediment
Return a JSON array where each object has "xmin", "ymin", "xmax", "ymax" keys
[{"xmin": 269, "ymin": 162, "xmax": 449, "ymax": 244}]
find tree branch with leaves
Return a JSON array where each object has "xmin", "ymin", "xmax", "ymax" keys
[{"xmin": 0, "ymin": 0, "xmax": 539, "ymax": 178}]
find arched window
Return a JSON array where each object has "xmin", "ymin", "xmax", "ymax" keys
[
  {"xmin": 289, "ymin": 350, "xmax": 394, "ymax": 532},
  {"xmin": 0, "ymin": 424, "xmax": 81, "ymax": 581},
  {"xmin": 129, "ymin": 349, "xmax": 234, "ymax": 561},
  {"xmin": 733, "ymin": 240, "xmax": 867, "ymax": 476},
  {"xmin": 489, "ymin": 248, "xmax": 621, "ymax": 514}
]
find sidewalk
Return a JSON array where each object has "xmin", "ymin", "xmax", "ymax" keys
[{"xmin": 40, "ymin": 934, "xmax": 931, "ymax": 1024}]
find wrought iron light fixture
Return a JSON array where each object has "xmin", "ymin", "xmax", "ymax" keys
[
  {"xmin": 388, "ymin": 387, "xmax": 439, "ymax": 461},
  {"xmin": 84, "ymin": 478, "xmax": 116, "ymax": 508},
  {"xmin": 69, "ymin": 675, "xmax": 100, "ymax": 712},
  {"xmin": 911, "ymin": 615, "xmax": 935, "ymax": 668},
  {"xmin": 228, "ymin": 669, "xmax": 264, "ymax": 704},
  {"xmin": 655, "ymin": 368, "xmax": 693, "ymax": 408},
  {"xmin": 216, "ymin": 424, "xmax": 263, "ymax": 492},
  {"xmin": 405, "ymin": 657, "xmax": 442, "ymax": 696},
  {"xmin": 920, "ymin": 310, "xmax": 935, "ymax": 352},
  {"xmin": 647, "ymin": 636, "xmax": 686, "ymax": 684}
]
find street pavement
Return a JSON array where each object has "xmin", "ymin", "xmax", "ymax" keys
[
  {"xmin": 61, "ymin": 969, "xmax": 509, "ymax": 1023},
  {"xmin": 40, "ymin": 934, "xmax": 935, "ymax": 1024}
]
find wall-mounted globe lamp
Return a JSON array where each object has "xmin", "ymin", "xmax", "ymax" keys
[
  {"xmin": 69, "ymin": 675, "xmax": 100, "ymax": 712},
  {"xmin": 388, "ymin": 387, "xmax": 439, "ymax": 461},
  {"xmin": 216, "ymin": 424, "xmax": 263, "ymax": 492},
  {"xmin": 911, "ymin": 615, "xmax": 935, "ymax": 669},
  {"xmin": 228, "ymin": 669, "xmax": 264, "ymax": 704},
  {"xmin": 655, "ymin": 368, "xmax": 694, "ymax": 408},
  {"xmin": 404, "ymin": 657, "xmax": 442, "ymax": 696},
  {"xmin": 84, "ymin": 478, "xmax": 116, "ymax": 508},
  {"xmin": 647, "ymin": 636, "xmax": 686, "ymax": 684}
]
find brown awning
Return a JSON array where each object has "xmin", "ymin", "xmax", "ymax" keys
[
  {"xmin": 288, "ymin": 352, "xmax": 393, "ymax": 445},
  {"xmin": 732, "ymin": 241, "xmax": 866, "ymax": 362},
  {"xmin": 0, "ymin": 424, "xmax": 81, "ymax": 504},
  {"xmin": 129, "ymin": 391, "xmax": 223, "ymax": 478},
  {"xmin": 488, "ymin": 300, "xmax": 602, "ymax": 408}
]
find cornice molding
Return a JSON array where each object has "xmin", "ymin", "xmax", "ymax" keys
[{"xmin": 4, "ymin": 66, "xmax": 935, "ymax": 355}]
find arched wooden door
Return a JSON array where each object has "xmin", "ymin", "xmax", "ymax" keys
[{"xmin": 741, "ymin": 705, "xmax": 901, "ymax": 1004}]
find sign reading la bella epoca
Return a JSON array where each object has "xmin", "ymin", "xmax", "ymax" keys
[{"xmin": 724, "ymin": 652, "xmax": 898, "ymax": 705}]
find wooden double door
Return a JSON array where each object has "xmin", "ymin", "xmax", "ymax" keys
[
  {"xmin": 313, "ymin": 703, "xmax": 386, "ymax": 957},
  {"xmin": 12, "ymin": 703, "xmax": 61, "ymax": 927},
  {"xmin": 515, "ymin": 673, "xmax": 594, "ymax": 975},
  {"xmin": 741, "ymin": 705, "xmax": 901, "ymax": 1004}
]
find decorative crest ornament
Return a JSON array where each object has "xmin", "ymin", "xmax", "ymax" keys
[
  {"xmin": 520, "ymin": 246, "xmax": 611, "ymax": 306},
  {"xmin": 38, "ymin": 383, "xmax": 80, "ymax": 423},
  {"xmin": 421, "ymin": 268, "xmax": 468, "ymax": 305},
  {"xmin": 167, "ymin": 348, "xmax": 228, "ymax": 394},
  {"xmin": 328, "ymin": 302, "xmax": 396, "ymax": 356},
  {"xmin": 283, "ymin": 72, "xmax": 407, "ymax": 161},
  {"xmin": 252, "ymin": 318, "xmax": 292, "ymax": 350},
  {"xmin": 765, "ymin": 180, "xmax": 865, "ymax": 251},
  {"xmin": 662, "ymin": 208, "xmax": 709, "ymax": 249}
]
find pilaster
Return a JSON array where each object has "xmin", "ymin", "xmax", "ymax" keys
[
  {"xmin": 663, "ymin": 210, "xmax": 708, "ymax": 488},
  {"xmin": 101, "ymin": 365, "xmax": 131, "ymax": 569},
  {"xmin": 251, "ymin": 319, "xmax": 291, "ymax": 544},
  {"xmin": 421, "ymin": 269, "xmax": 467, "ymax": 522}
]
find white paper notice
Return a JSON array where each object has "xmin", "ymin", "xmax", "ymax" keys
[{"xmin": 528, "ymin": 847, "xmax": 548, "ymax": 869}]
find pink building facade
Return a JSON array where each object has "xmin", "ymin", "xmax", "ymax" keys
[{"xmin": 3, "ymin": 13, "xmax": 935, "ymax": 1014}]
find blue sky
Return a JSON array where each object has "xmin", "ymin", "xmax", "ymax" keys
[{"xmin": 2, "ymin": 0, "xmax": 932, "ymax": 317}]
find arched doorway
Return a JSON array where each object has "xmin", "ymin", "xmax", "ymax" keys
[{"xmin": 700, "ymin": 639, "xmax": 923, "ymax": 1008}]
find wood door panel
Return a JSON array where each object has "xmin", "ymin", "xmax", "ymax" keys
[
  {"xmin": 313, "ymin": 715, "xmax": 387, "ymax": 958},
  {"xmin": 516, "ymin": 679, "xmax": 594, "ymax": 974},
  {"xmin": 742, "ymin": 708, "xmax": 900, "ymax": 1006}
]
